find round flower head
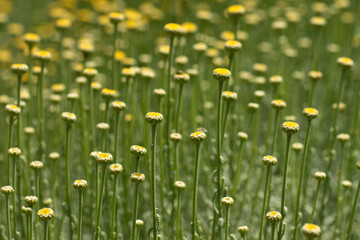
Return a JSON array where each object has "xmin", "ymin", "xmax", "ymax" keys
[
  {"xmin": 8, "ymin": 147, "xmax": 21, "ymax": 157},
  {"xmin": 292, "ymin": 142, "xmax": 304, "ymax": 151},
  {"xmin": 73, "ymin": 180, "xmax": 88, "ymax": 190},
  {"xmin": 51, "ymin": 83, "xmax": 65, "ymax": 93},
  {"xmin": 281, "ymin": 121, "xmax": 299, "ymax": 135},
  {"xmin": 271, "ymin": 99, "xmax": 287, "ymax": 110},
  {"xmin": 174, "ymin": 72, "xmax": 190, "ymax": 85},
  {"xmin": 269, "ymin": 75, "xmax": 283, "ymax": 85},
  {"xmin": 266, "ymin": 211, "xmax": 282, "ymax": 223},
  {"xmin": 337, "ymin": 57, "xmax": 354, "ymax": 68},
  {"xmin": 109, "ymin": 163, "xmax": 123, "ymax": 175},
  {"xmin": 37, "ymin": 208, "xmax": 54, "ymax": 221},
  {"xmin": 43, "ymin": 198, "xmax": 52, "ymax": 207},
  {"xmin": 309, "ymin": 71, "xmax": 323, "ymax": 81},
  {"xmin": 190, "ymin": 131, "xmax": 206, "ymax": 144},
  {"xmin": 248, "ymin": 102, "xmax": 259, "ymax": 112},
  {"xmin": 30, "ymin": 161, "xmax": 44, "ymax": 170},
  {"xmin": 175, "ymin": 56, "xmax": 188, "ymax": 67},
  {"xmin": 96, "ymin": 152, "xmax": 113, "ymax": 164},
  {"xmin": 222, "ymin": 91, "xmax": 238, "ymax": 102},
  {"xmin": 238, "ymin": 226, "xmax": 249, "ymax": 236},
  {"xmin": 96, "ymin": 122, "xmax": 110, "ymax": 131},
  {"xmin": 301, "ymin": 223, "xmax": 321, "ymax": 239},
  {"xmin": 76, "ymin": 76, "xmax": 87, "ymax": 85},
  {"xmin": 11, "ymin": 63, "xmax": 28, "ymax": 75},
  {"xmin": 61, "ymin": 112, "xmax": 76, "ymax": 124},
  {"xmin": 153, "ymin": 88, "xmax": 166, "ymax": 97},
  {"xmin": 130, "ymin": 173, "xmax": 146, "ymax": 183},
  {"xmin": 24, "ymin": 127, "xmax": 35, "ymax": 135},
  {"xmin": 108, "ymin": 12, "xmax": 125, "ymax": 24},
  {"xmin": 49, "ymin": 152, "xmax": 60, "ymax": 161},
  {"xmin": 253, "ymin": 63, "xmax": 267, "ymax": 73},
  {"xmin": 145, "ymin": 112, "xmax": 164, "ymax": 125},
  {"xmin": 90, "ymin": 151, "xmax": 101, "ymax": 161},
  {"xmin": 237, "ymin": 132, "xmax": 248, "ymax": 141},
  {"xmin": 174, "ymin": 180, "xmax": 186, "ymax": 190},
  {"xmin": 303, "ymin": 108, "xmax": 319, "ymax": 120},
  {"xmin": 263, "ymin": 155, "xmax": 277, "ymax": 166},
  {"xmin": 164, "ymin": 23, "xmax": 182, "ymax": 35},
  {"xmin": 341, "ymin": 180, "xmax": 352, "ymax": 188},
  {"xmin": 55, "ymin": 18, "xmax": 72, "ymax": 30},
  {"xmin": 227, "ymin": 5, "xmax": 246, "ymax": 19},
  {"xmin": 130, "ymin": 145, "xmax": 147, "ymax": 157},
  {"xmin": 83, "ymin": 68, "xmax": 98, "ymax": 78},
  {"xmin": 141, "ymin": 67, "xmax": 155, "ymax": 80},
  {"xmin": 332, "ymin": 102, "xmax": 346, "ymax": 111},
  {"xmin": 23, "ymin": 33, "xmax": 40, "ymax": 44},
  {"xmin": 1, "ymin": 186, "xmax": 14, "ymax": 195},
  {"xmin": 158, "ymin": 45, "xmax": 170, "ymax": 56},
  {"xmin": 337, "ymin": 133, "xmax": 350, "ymax": 143},
  {"xmin": 34, "ymin": 50, "xmax": 51, "ymax": 62},
  {"xmin": 91, "ymin": 82, "xmax": 102, "ymax": 91},
  {"xmin": 225, "ymin": 40, "xmax": 242, "ymax": 52},
  {"xmin": 67, "ymin": 92, "xmax": 79, "ymax": 101},
  {"xmin": 193, "ymin": 42, "xmax": 207, "ymax": 52},
  {"xmin": 101, "ymin": 88, "xmax": 117, "ymax": 99},
  {"xmin": 213, "ymin": 68, "xmax": 231, "ymax": 81},
  {"xmin": 136, "ymin": 219, "xmax": 144, "ymax": 228},
  {"xmin": 111, "ymin": 101, "xmax": 126, "ymax": 111},
  {"xmin": 221, "ymin": 196, "xmax": 234, "ymax": 207},
  {"xmin": 78, "ymin": 42, "xmax": 94, "ymax": 54},
  {"xmin": 24, "ymin": 196, "xmax": 38, "ymax": 207},
  {"xmin": 170, "ymin": 133, "xmax": 182, "ymax": 142},
  {"xmin": 21, "ymin": 206, "xmax": 32, "ymax": 215},
  {"xmin": 121, "ymin": 68, "xmax": 136, "ymax": 78},
  {"xmin": 181, "ymin": 22, "xmax": 198, "ymax": 34},
  {"xmin": 6, "ymin": 104, "xmax": 21, "ymax": 116},
  {"xmin": 310, "ymin": 16, "xmax": 327, "ymax": 26}
]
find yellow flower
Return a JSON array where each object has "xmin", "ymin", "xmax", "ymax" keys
[{"xmin": 37, "ymin": 208, "xmax": 54, "ymax": 221}]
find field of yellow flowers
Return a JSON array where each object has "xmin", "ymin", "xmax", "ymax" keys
[{"xmin": 0, "ymin": 0, "xmax": 359, "ymax": 239}]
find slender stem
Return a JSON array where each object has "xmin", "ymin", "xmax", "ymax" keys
[
  {"xmin": 150, "ymin": 125, "xmax": 158, "ymax": 240},
  {"xmin": 110, "ymin": 175, "xmax": 118, "ymax": 240},
  {"xmin": 174, "ymin": 84, "xmax": 184, "ymax": 132},
  {"xmin": 292, "ymin": 120, "xmax": 311, "ymax": 240},
  {"xmin": 88, "ymin": 79, "xmax": 95, "ymax": 151},
  {"xmin": 277, "ymin": 134, "xmax": 293, "ymax": 240},
  {"xmin": 77, "ymin": 191, "xmax": 84, "ymax": 240},
  {"xmin": 131, "ymin": 183, "xmax": 140, "ymax": 240},
  {"xmin": 345, "ymin": 179, "xmax": 360, "ymax": 240},
  {"xmin": 309, "ymin": 81, "xmax": 316, "ymax": 107},
  {"xmin": 165, "ymin": 36, "xmax": 174, "ymax": 146},
  {"xmin": 38, "ymin": 62, "xmax": 45, "ymax": 161},
  {"xmin": 95, "ymin": 164, "xmax": 108, "ymax": 239},
  {"xmin": 259, "ymin": 166, "xmax": 271, "ymax": 240},
  {"xmin": 174, "ymin": 143, "xmax": 179, "ymax": 181},
  {"xmin": 192, "ymin": 144, "xmax": 201, "ymax": 239},
  {"xmin": 12, "ymin": 157, "xmax": 17, "ymax": 238},
  {"xmin": 270, "ymin": 110, "xmax": 280, "ymax": 155},
  {"xmin": 230, "ymin": 140, "xmax": 246, "ymax": 198},
  {"xmin": 221, "ymin": 102, "xmax": 231, "ymax": 149},
  {"xmin": 30, "ymin": 209, "xmax": 33, "ymax": 240},
  {"xmin": 26, "ymin": 214, "xmax": 30, "ymax": 240},
  {"xmin": 310, "ymin": 181, "xmax": 321, "ymax": 223},
  {"xmin": 112, "ymin": 23, "xmax": 118, "ymax": 89},
  {"xmin": 7, "ymin": 117, "xmax": 14, "ymax": 184},
  {"xmin": 114, "ymin": 112, "xmax": 120, "ymax": 163},
  {"xmin": 224, "ymin": 207, "xmax": 230, "ymax": 240},
  {"xmin": 6, "ymin": 196, "xmax": 11, "ymax": 240},
  {"xmin": 176, "ymin": 190, "xmax": 181, "ymax": 240},
  {"xmin": 43, "ymin": 221, "xmax": 48, "ymax": 240},
  {"xmin": 17, "ymin": 74, "xmax": 22, "ymax": 147},
  {"xmin": 335, "ymin": 144, "xmax": 345, "ymax": 236},
  {"xmin": 65, "ymin": 125, "xmax": 73, "ymax": 240},
  {"xmin": 271, "ymin": 223, "xmax": 276, "ymax": 240}
]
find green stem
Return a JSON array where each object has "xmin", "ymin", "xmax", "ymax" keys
[
  {"xmin": 277, "ymin": 134, "xmax": 293, "ymax": 240},
  {"xmin": 230, "ymin": 140, "xmax": 246, "ymax": 198},
  {"xmin": 112, "ymin": 23, "xmax": 118, "ymax": 89},
  {"xmin": 6, "ymin": 196, "xmax": 11, "ymax": 240},
  {"xmin": 271, "ymin": 223, "xmax": 276, "ymax": 240},
  {"xmin": 12, "ymin": 157, "xmax": 17, "ymax": 239},
  {"xmin": 310, "ymin": 181, "xmax": 321, "ymax": 223},
  {"xmin": 308, "ymin": 81, "xmax": 316, "ymax": 107},
  {"xmin": 88, "ymin": 80, "xmax": 95, "ymax": 151},
  {"xmin": 259, "ymin": 166, "xmax": 271, "ymax": 240},
  {"xmin": 221, "ymin": 102, "xmax": 231, "ymax": 149},
  {"xmin": 7, "ymin": 117, "xmax": 14, "ymax": 184},
  {"xmin": 150, "ymin": 125, "xmax": 158, "ymax": 240},
  {"xmin": 335, "ymin": 144, "xmax": 345, "ymax": 236},
  {"xmin": 270, "ymin": 110, "xmax": 280, "ymax": 155},
  {"xmin": 17, "ymin": 75, "xmax": 22, "ymax": 148},
  {"xmin": 131, "ymin": 183, "xmax": 139, "ymax": 240},
  {"xmin": 192, "ymin": 144, "xmax": 201, "ymax": 239},
  {"xmin": 224, "ymin": 207, "xmax": 230, "ymax": 240},
  {"xmin": 95, "ymin": 164, "xmax": 108, "ymax": 239},
  {"xmin": 174, "ymin": 143, "xmax": 179, "ymax": 181},
  {"xmin": 77, "ymin": 191, "xmax": 83, "ymax": 240},
  {"xmin": 110, "ymin": 175, "xmax": 118, "ymax": 240},
  {"xmin": 174, "ymin": 84, "xmax": 184, "ymax": 132},
  {"xmin": 165, "ymin": 36, "xmax": 174, "ymax": 146},
  {"xmin": 176, "ymin": 190, "xmax": 181, "ymax": 240},
  {"xmin": 345, "ymin": 179, "xmax": 360, "ymax": 240},
  {"xmin": 43, "ymin": 221, "xmax": 48, "ymax": 240},
  {"xmin": 38, "ymin": 62, "xmax": 45, "ymax": 161},
  {"xmin": 114, "ymin": 113, "xmax": 120, "ymax": 163},
  {"xmin": 292, "ymin": 120, "xmax": 311, "ymax": 240},
  {"xmin": 65, "ymin": 125, "xmax": 73, "ymax": 240},
  {"xmin": 30, "ymin": 211, "xmax": 33, "ymax": 240}
]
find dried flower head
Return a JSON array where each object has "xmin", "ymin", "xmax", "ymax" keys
[
  {"xmin": 303, "ymin": 108, "xmax": 319, "ymax": 120},
  {"xmin": 37, "ymin": 208, "xmax": 54, "ymax": 221},
  {"xmin": 221, "ymin": 196, "xmax": 234, "ymax": 207},
  {"xmin": 271, "ymin": 99, "xmax": 286, "ymax": 109},
  {"xmin": 6, "ymin": 104, "xmax": 21, "ymax": 116},
  {"xmin": 266, "ymin": 211, "xmax": 282, "ymax": 223},
  {"xmin": 11, "ymin": 63, "xmax": 28, "ymax": 75},
  {"xmin": 130, "ymin": 145, "xmax": 147, "ymax": 157},
  {"xmin": 213, "ymin": 68, "xmax": 231, "ymax": 81},
  {"xmin": 222, "ymin": 91, "xmax": 238, "ymax": 102},
  {"xmin": 130, "ymin": 173, "xmax": 146, "ymax": 183},
  {"xmin": 109, "ymin": 163, "xmax": 123, "ymax": 175},
  {"xmin": 263, "ymin": 155, "xmax": 277, "ymax": 166},
  {"xmin": 337, "ymin": 57, "xmax": 354, "ymax": 68},
  {"xmin": 301, "ymin": 223, "xmax": 321, "ymax": 239},
  {"xmin": 174, "ymin": 180, "xmax": 186, "ymax": 190},
  {"xmin": 8, "ymin": 147, "xmax": 21, "ymax": 157},
  {"xmin": 24, "ymin": 196, "xmax": 38, "ymax": 207},
  {"xmin": 190, "ymin": 131, "xmax": 207, "ymax": 144},
  {"xmin": 145, "ymin": 112, "xmax": 164, "ymax": 125},
  {"xmin": 281, "ymin": 121, "xmax": 300, "ymax": 135},
  {"xmin": 30, "ymin": 161, "xmax": 44, "ymax": 170},
  {"xmin": 73, "ymin": 180, "xmax": 88, "ymax": 190},
  {"xmin": 1, "ymin": 186, "xmax": 14, "ymax": 195},
  {"xmin": 61, "ymin": 112, "xmax": 77, "ymax": 124}
]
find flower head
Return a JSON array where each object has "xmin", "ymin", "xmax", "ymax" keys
[
  {"xmin": 303, "ymin": 108, "xmax": 319, "ymax": 120},
  {"xmin": 292, "ymin": 142, "xmax": 304, "ymax": 151},
  {"xmin": 310, "ymin": 16, "xmax": 327, "ymax": 26},
  {"xmin": 24, "ymin": 196, "xmax": 38, "ymax": 207},
  {"xmin": 96, "ymin": 122, "xmax": 110, "ymax": 131},
  {"xmin": 227, "ymin": 5, "xmax": 246, "ymax": 19},
  {"xmin": 37, "ymin": 208, "xmax": 54, "ymax": 221},
  {"xmin": 269, "ymin": 75, "xmax": 283, "ymax": 85},
  {"xmin": 309, "ymin": 71, "xmax": 322, "ymax": 81},
  {"xmin": 153, "ymin": 89, "xmax": 166, "ymax": 97},
  {"xmin": 266, "ymin": 211, "xmax": 282, "ymax": 223},
  {"xmin": 108, "ymin": 12, "xmax": 125, "ymax": 24},
  {"xmin": 34, "ymin": 50, "xmax": 51, "ymax": 61},
  {"xmin": 301, "ymin": 223, "xmax": 321, "ymax": 239},
  {"xmin": 337, "ymin": 133, "xmax": 350, "ymax": 143},
  {"xmin": 11, "ymin": 63, "xmax": 28, "ymax": 75},
  {"xmin": 21, "ymin": 206, "xmax": 32, "ymax": 215},
  {"xmin": 170, "ymin": 133, "xmax": 182, "ymax": 142},
  {"xmin": 101, "ymin": 88, "xmax": 117, "ymax": 99},
  {"xmin": 225, "ymin": 40, "xmax": 242, "ymax": 52},
  {"xmin": 1, "ymin": 186, "xmax": 14, "ymax": 195},
  {"xmin": 222, "ymin": 91, "xmax": 238, "ymax": 102},
  {"xmin": 181, "ymin": 22, "xmax": 198, "ymax": 34},
  {"xmin": 111, "ymin": 101, "xmax": 126, "ymax": 111},
  {"xmin": 55, "ymin": 18, "xmax": 72, "ymax": 30},
  {"xmin": 23, "ymin": 33, "xmax": 40, "ymax": 44},
  {"xmin": 130, "ymin": 145, "xmax": 147, "ymax": 157},
  {"xmin": 109, "ymin": 163, "xmax": 123, "ymax": 175},
  {"xmin": 213, "ymin": 68, "xmax": 231, "ymax": 81},
  {"xmin": 130, "ymin": 173, "xmax": 146, "ymax": 183},
  {"xmin": 96, "ymin": 152, "xmax": 113, "ymax": 164},
  {"xmin": 281, "ymin": 121, "xmax": 299, "ymax": 135},
  {"xmin": 83, "ymin": 68, "xmax": 98, "ymax": 78},
  {"xmin": 237, "ymin": 132, "xmax": 248, "ymax": 141},
  {"xmin": 337, "ymin": 57, "xmax": 354, "ymax": 68},
  {"xmin": 61, "ymin": 112, "xmax": 77, "ymax": 124},
  {"xmin": 145, "ymin": 112, "xmax": 164, "ymax": 125},
  {"xmin": 174, "ymin": 181, "xmax": 186, "ymax": 190},
  {"xmin": 221, "ymin": 196, "xmax": 234, "ymax": 207},
  {"xmin": 51, "ymin": 83, "xmax": 66, "ymax": 93},
  {"xmin": 271, "ymin": 99, "xmax": 286, "ymax": 110},
  {"xmin": 174, "ymin": 72, "xmax": 190, "ymax": 84},
  {"xmin": 6, "ymin": 104, "xmax": 21, "ymax": 116},
  {"xmin": 248, "ymin": 102, "xmax": 259, "ymax": 112},
  {"xmin": 8, "ymin": 147, "xmax": 21, "ymax": 157},
  {"xmin": 237, "ymin": 226, "xmax": 249, "ymax": 237},
  {"xmin": 263, "ymin": 155, "xmax": 277, "ymax": 166},
  {"xmin": 30, "ymin": 161, "xmax": 44, "ymax": 170},
  {"xmin": 73, "ymin": 180, "xmax": 88, "ymax": 190},
  {"xmin": 164, "ymin": 23, "xmax": 182, "ymax": 35},
  {"xmin": 190, "ymin": 131, "xmax": 207, "ymax": 144}
]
